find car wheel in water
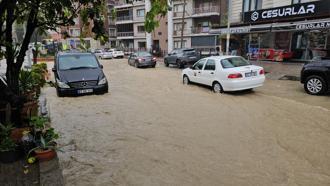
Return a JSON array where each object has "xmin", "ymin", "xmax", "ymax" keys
[
  {"xmin": 164, "ymin": 59, "xmax": 169, "ymax": 67},
  {"xmin": 183, "ymin": 75, "xmax": 190, "ymax": 85},
  {"xmin": 304, "ymin": 75, "xmax": 326, "ymax": 95},
  {"xmin": 212, "ymin": 82, "xmax": 223, "ymax": 93},
  {"xmin": 135, "ymin": 62, "xmax": 139, "ymax": 68},
  {"xmin": 177, "ymin": 60, "xmax": 184, "ymax": 69}
]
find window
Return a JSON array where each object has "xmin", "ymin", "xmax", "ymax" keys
[
  {"xmin": 174, "ymin": 23, "xmax": 186, "ymax": 31},
  {"xmin": 137, "ymin": 9, "xmax": 145, "ymax": 17},
  {"xmin": 137, "ymin": 26, "xmax": 145, "ymax": 33},
  {"xmin": 221, "ymin": 57, "xmax": 250, "ymax": 69},
  {"xmin": 173, "ymin": 4, "xmax": 183, "ymax": 12},
  {"xmin": 243, "ymin": 0, "xmax": 262, "ymax": 12},
  {"xmin": 292, "ymin": 0, "xmax": 309, "ymax": 4},
  {"xmin": 138, "ymin": 42, "xmax": 146, "ymax": 49},
  {"xmin": 193, "ymin": 59, "xmax": 206, "ymax": 70},
  {"xmin": 204, "ymin": 59, "xmax": 216, "ymax": 71},
  {"xmin": 174, "ymin": 40, "xmax": 186, "ymax": 48}
]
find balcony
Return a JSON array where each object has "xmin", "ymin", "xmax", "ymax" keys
[
  {"xmin": 192, "ymin": 27, "xmax": 210, "ymax": 34},
  {"xmin": 116, "ymin": 15, "xmax": 133, "ymax": 21},
  {"xmin": 173, "ymin": 29, "xmax": 191, "ymax": 36},
  {"xmin": 117, "ymin": 32, "xmax": 134, "ymax": 37},
  {"xmin": 193, "ymin": 6, "xmax": 220, "ymax": 15}
]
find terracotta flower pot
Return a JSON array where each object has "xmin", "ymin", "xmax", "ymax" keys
[{"xmin": 34, "ymin": 149, "xmax": 56, "ymax": 162}]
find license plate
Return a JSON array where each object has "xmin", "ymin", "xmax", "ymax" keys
[
  {"xmin": 77, "ymin": 89, "xmax": 93, "ymax": 94},
  {"xmin": 245, "ymin": 71, "xmax": 257, "ymax": 77},
  {"xmin": 189, "ymin": 56, "xmax": 196, "ymax": 59}
]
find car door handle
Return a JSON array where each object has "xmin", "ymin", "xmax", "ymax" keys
[
  {"xmin": 198, "ymin": 71, "xmax": 201, "ymax": 73},
  {"xmin": 210, "ymin": 72, "xmax": 214, "ymax": 74}
]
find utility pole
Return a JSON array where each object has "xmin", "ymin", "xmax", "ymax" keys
[
  {"xmin": 167, "ymin": 0, "xmax": 174, "ymax": 52},
  {"xmin": 146, "ymin": 0, "xmax": 152, "ymax": 52},
  {"xmin": 180, "ymin": 0, "xmax": 186, "ymax": 48},
  {"xmin": 226, "ymin": 0, "xmax": 231, "ymax": 55}
]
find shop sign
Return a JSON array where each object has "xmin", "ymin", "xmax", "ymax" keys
[
  {"xmin": 221, "ymin": 27, "xmax": 250, "ymax": 34},
  {"xmin": 296, "ymin": 22, "xmax": 330, "ymax": 30},
  {"xmin": 243, "ymin": 1, "xmax": 330, "ymax": 23}
]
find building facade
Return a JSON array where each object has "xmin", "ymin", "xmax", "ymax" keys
[
  {"xmin": 212, "ymin": 0, "xmax": 330, "ymax": 61},
  {"xmin": 109, "ymin": 0, "xmax": 225, "ymax": 54}
]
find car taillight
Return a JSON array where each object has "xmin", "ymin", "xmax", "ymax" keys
[
  {"xmin": 259, "ymin": 69, "xmax": 265, "ymax": 75},
  {"xmin": 228, "ymin": 73, "xmax": 243, "ymax": 79}
]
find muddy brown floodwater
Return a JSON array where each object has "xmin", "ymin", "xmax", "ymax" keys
[{"xmin": 44, "ymin": 59, "xmax": 330, "ymax": 186}]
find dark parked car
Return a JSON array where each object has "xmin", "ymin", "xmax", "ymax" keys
[
  {"xmin": 164, "ymin": 48, "xmax": 200, "ymax": 68},
  {"xmin": 53, "ymin": 52, "xmax": 108, "ymax": 97},
  {"xmin": 128, "ymin": 51, "xmax": 156, "ymax": 68},
  {"xmin": 301, "ymin": 57, "xmax": 330, "ymax": 95}
]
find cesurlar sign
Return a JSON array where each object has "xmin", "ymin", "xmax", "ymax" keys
[{"xmin": 244, "ymin": 1, "xmax": 330, "ymax": 23}]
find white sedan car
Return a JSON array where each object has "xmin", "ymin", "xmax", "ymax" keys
[
  {"xmin": 111, "ymin": 49, "xmax": 125, "ymax": 58},
  {"xmin": 100, "ymin": 51, "xmax": 113, "ymax": 59},
  {"xmin": 182, "ymin": 56, "xmax": 265, "ymax": 93}
]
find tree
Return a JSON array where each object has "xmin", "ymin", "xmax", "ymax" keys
[
  {"xmin": 0, "ymin": 0, "xmax": 108, "ymax": 94},
  {"xmin": 144, "ymin": 0, "xmax": 168, "ymax": 33}
]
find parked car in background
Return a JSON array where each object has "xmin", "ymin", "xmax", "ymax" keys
[
  {"xmin": 301, "ymin": 57, "xmax": 330, "ymax": 95},
  {"xmin": 182, "ymin": 56, "xmax": 265, "ymax": 93},
  {"xmin": 128, "ymin": 51, "xmax": 156, "ymax": 68},
  {"xmin": 111, "ymin": 49, "xmax": 125, "ymax": 58},
  {"xmin": 100, "ymin": 49, "xmax": 113, "ymax": 59},
  {"xmin": 53, "ymin": 52, "xmax": 108, "ymax": 97},
  {"xmin": 164, "ymin": 48, "xmax": 200, "ymax": 68},
  {"xmin": 93, "ymin": 49, "xmax": 103, "ymax": 58}
]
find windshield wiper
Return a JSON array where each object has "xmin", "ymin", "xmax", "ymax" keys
[{"xmin": 65, "ymin": 66, "xmax": 97, "ymax": 70}]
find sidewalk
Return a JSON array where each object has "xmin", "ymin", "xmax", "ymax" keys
[{"xmin": 250, "ymin": 60, "xmax": 304, "ymax": 80}]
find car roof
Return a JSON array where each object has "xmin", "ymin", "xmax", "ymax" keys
[
  {"xmin": 57, "ymin": 51, "xmax": 93, "ymax": 56},
  {"xmin": 204, "ymin": 55, "xmax": 242, "ymax": 61}
]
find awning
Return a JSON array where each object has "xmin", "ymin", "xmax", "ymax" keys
[{"xmin": 210, "ymin": 18, "xmax": 330, "ymax": 34}]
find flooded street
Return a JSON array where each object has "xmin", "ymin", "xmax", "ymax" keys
[{"xmin": 45, "ymin": 59, "xmax": 330, "ymax": 186}]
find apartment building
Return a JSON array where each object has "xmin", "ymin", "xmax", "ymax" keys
[
  {"xmin": 110, "ymin": 0, "xmax": 167, "ymax": 52},
  {"xmin": 109, "ymin": 0, "xmax": 225, "ymax": 53},
  {"xmin": 212, "ymin": 0, "xmax": 330, "ymax": 61},
  {"xmin": 170, "ymin": 0, "xmax": 224, "ymax": 52},
  {"xmin": 60, "ymin": 14, "xmax": 101, "ymax": 50}
]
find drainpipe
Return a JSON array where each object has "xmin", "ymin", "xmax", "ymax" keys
[
  {"xmin": 145, "ymin": 0, "xmax": 152, "ymax": 52},
  {"xmin": 168, "ymin": 0, "xmax": 174, "ymax": 53}
]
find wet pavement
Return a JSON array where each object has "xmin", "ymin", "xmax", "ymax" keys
[{"xmin": 45, "ymin": 59, "xmax": 330, "ymax": 186}]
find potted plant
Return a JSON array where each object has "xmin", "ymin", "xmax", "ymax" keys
[
  {"xmin": 0, "ymin": 123, "xmax": 21, "ymax": 163},
  {"xmin": 28, "ymin": 116, "xmax": 59, "ymax": 162},
  {"xmin": 28, "ymin": 129, "xmax": 59, "ymax": 162}
]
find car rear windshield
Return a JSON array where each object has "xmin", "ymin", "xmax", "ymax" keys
[
  {"xmin": 137, "ymin": 52, "xmax": 152, "ymax": 57},
  {"xmin": 221, "ymin": 57, "xmax": 250, "ymax": 68},
  {"xmin": 58, "ymin": 54, "xmax": 99, "ymax": 70}
]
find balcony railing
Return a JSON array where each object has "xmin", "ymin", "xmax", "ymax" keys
[
  {"xmin": 173, "ymin": 12, "xmax": 189, "ymax": 18},
  {"xmin": 116, "ymin": 15, "xmax": 133, "ymax": 21},
  {"xmin": 109, "ymin": 32, "xmax": 116, "ymax": 37},
  {"xmin": 193, "ymin": 6, "xmax": 220, "ymax": 14},
  {"xmin": 117, "ymin": 32, "xmax": 134, "ymax": 37},
  {"xmin": 173, "ymin": 29, "xmax": 190, "ymax": 36},
  {"xmin": 192, "ymin": 27, "xmax": 210, "ymax": 34}
]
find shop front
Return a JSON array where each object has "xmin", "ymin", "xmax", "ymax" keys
[{"xmin": 211, "ymin": 0, "xmax": 330, "ymax": 62}]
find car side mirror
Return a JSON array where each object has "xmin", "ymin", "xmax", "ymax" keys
[
  {"xmin": 52, "ymin": 68, "xmax": 56, "ymax": 72},
  {"xmin": 100, "ymin": 65, "xmax": 103, "ymax": 69}
]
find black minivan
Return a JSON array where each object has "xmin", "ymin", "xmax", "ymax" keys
[{"xmin": 53, "ymin": 52, "xmax": 108, "ymax": 97}]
